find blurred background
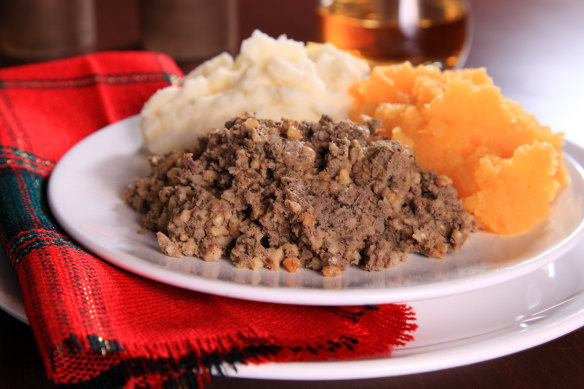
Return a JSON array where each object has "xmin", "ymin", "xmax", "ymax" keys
[{"xmin": 0, "ymin": 0, "xmax": 582, "ymax": 144}]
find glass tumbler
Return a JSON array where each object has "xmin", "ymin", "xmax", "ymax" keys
[{"xmin": 315, "ymin": 0, "xmax": 472, "ymax": 69}]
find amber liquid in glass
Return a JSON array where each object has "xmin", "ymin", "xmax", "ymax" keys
[{"xmin": 315, "ymin": 0, "xmax": 469, "ymax": 69}]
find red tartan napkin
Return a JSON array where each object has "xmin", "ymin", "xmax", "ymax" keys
[{"xmin": 0, "ymin": 52, "xmax": 417, "ymax": 388}]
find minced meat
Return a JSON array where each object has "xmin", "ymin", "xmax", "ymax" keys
[{"xmin": 124, "ymin": 114, "xmax": 477, "ymax": 277}]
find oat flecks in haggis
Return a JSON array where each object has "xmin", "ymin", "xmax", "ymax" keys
[{"xmin": 124, "ymin": 114, "xmax": 477, "ymax": 277}]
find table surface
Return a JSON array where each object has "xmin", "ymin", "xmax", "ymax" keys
[{"xmin": 1, "ymin": 0, "xmax": 584, "ymax": 387}]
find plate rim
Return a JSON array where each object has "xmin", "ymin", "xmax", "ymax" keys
[
  {"xmin": 2, "ymin": 239, "xmax": 583, "ymax": 380},
  {"xmin": 47, "ymin": 115, "xmax": 584, "ymax": 305}
]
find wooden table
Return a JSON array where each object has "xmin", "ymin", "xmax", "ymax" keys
[{"xmin": 1, "ymin": 0, "xmax": 583, "ymax": 387}]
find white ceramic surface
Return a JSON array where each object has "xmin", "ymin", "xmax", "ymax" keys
[
  {"xmin": 2, "ymin": 236, "xmax": 584, "ymax": 379},
  {"xmin": 0, "ymin": 249, "xmax": 26, "ymax": 323},
  {"xmin": 46, "ymin": 115, "xmax": 584, "ymax": 305}
]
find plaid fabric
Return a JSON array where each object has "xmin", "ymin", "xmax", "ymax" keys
[{"xmin": 0, "ymin": 52, "xmax": 417, "ymax": 388}]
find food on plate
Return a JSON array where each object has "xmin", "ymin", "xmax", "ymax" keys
[
  {"xmin": 351, "ymin": 62, "xmax": 567, "ymax": 235},
  {"xmin": 124, "ymin": 114, "xmax": 477, "ymax": 277},
  {"xmin": 140, "ymin": 30, "xmax": 370, "ymax": 154}
]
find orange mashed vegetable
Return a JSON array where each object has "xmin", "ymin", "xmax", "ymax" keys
[{"xmin": 351, "ymin": 62, "xmax": 567, "ymax": 235}]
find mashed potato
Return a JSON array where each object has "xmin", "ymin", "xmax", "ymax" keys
[{"xmin": 140, "ymin": 30, "xmax": 370, "ymax": 154}]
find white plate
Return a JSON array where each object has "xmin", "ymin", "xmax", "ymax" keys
[
  {"xmin": 47, "ymin": 115, "xmax": 584, "ymax": 305},
  {"xmin": 0, "ymin": 249, "xmax": 27, "ymax": 323},
  {"xmin": 2, "ymin": 235, "xmax": 584, "ymax": 379}
]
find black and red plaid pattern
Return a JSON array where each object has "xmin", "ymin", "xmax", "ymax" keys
[{"xmin": 0, "ymin": 52, "xmax": 417, "ymax": 388}]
